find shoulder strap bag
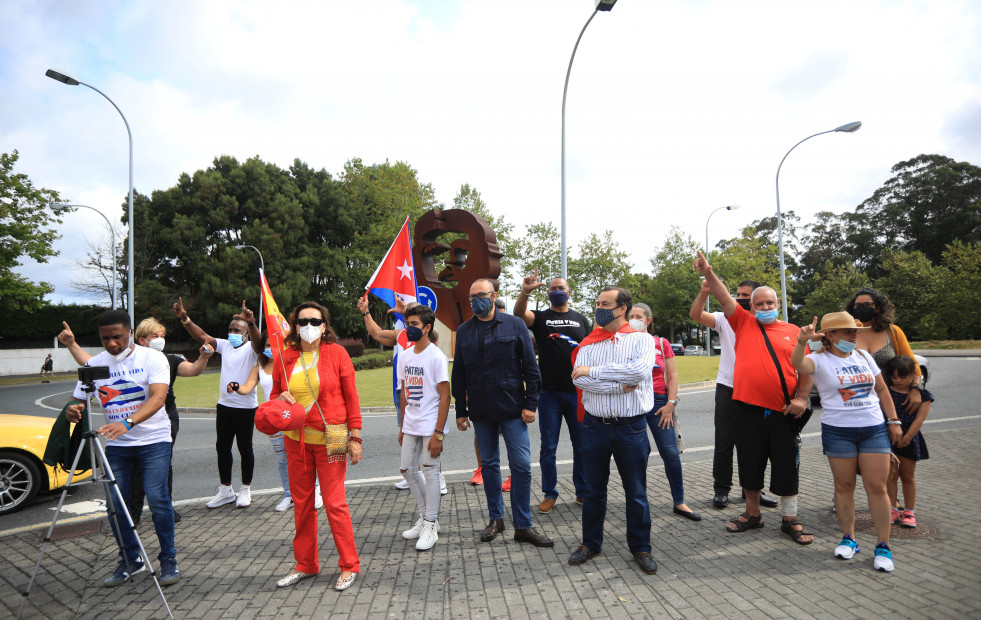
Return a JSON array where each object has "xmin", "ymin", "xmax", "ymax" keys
[
  {"xmin": 299, "ymin": 346, "xmax": 349, "ymax": 456},
  {"xmin": 756, "ymin": 321, "xmax": 812, "ymax": 433}
]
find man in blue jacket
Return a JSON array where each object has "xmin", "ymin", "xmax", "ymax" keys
[{"xmin": 453, "ymin": 278, "xmax": 552, "ymax": 547}]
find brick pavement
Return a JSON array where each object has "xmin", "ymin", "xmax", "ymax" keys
[{"xmin": 3, "ymin": 425, "xmax": 978, "ymax": 619}]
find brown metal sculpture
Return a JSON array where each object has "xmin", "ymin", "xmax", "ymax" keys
[{"xmin": 412, "ymin": 209, "xmax": 502, "ymax": 330}]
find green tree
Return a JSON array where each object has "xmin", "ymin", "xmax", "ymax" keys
[
  {"xmin": 515, "ymin": 221, "xmax": 561, "ymax": 308},
  {"xmin": 874, "ymin": 249, "xmax": 946, "ymax": 340},
  {"xmin": 798, "ymin": 263, "xmax": 869, "ymax": 324},
  {"xmin": 646, "ymin": 227, "xmax": 702, "ymax": 343},
  {"xmin": 568, "ymin": 230, "xmax": 632, "ymax": 314},
  {"xmin": 711, "ymin": 226, "xmax": 786, "ymax": 311},
  {"xmin": 451, "ymin": 184, "xmax": 518, "ymax": 297},
  {"xmin": 937, "ymin": 241, "xmax": 981, "ymax": 340},
  {"xmin": 0, "ymin": 150, "xmax": 62, "ymax": 313}
]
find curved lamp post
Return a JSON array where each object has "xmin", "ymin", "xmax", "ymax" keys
[
  {"xmin": 775, "ymin": 121, "xmax": 861, "ymax": 321},
  {"xmin": 704, "ymin": 205, "xmax": 739, "ymax": 355},
  {"xmin": 561, "ymin": 0, "xmax": 617, "ymax": 279},
  {"xmin": 51, "ymin": 203, "xmax": 117, "ymax": 309},
  {"xmin": 234, "ymin": 245, "xmax": 265, "ymax": 333},
  {"xmin": 46, "ymin": 68, "xmax": 135, "ymax": 327}
]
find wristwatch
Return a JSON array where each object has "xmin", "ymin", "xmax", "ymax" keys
[
  {"xmin": 125, "ymin": 417, "xmax": 136, "ymax": 428},
  {"xmin": 667, "ymin": 399, "xmax": 678, "ymax": 406},
  {"xmin": 434, "ymin": 431, "xmax": 445, "ymax": 441}
]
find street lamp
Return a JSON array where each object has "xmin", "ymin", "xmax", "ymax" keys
[
  {"xmin": 234, "ymin": 245, "xmax": 265, "ymax": 333},
  {"xmin": 704, "ymin": 205, "xmax": 739, "ymax": 355},
  {"xmin": 51, "ymin": 203, "xmax": 117, "ymax": 309},
  {"xmin": 560, "ymin": 0, "xmax": 617, "ymax": 279},
  {"xmin": 775, "ymin": 121, "xmax": 861, "ymax": 321},
  {"xmin": 46, "ymin": 68, "xmax": 136, "ymax": 328}
]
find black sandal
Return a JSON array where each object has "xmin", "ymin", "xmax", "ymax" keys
[
  {"xmin": 780, "ymin": 518, "xmax": 814, "ymax": 545},
  {"xmin": 726, "ymin": 511, "xmax": 763, "ymax": 533}
]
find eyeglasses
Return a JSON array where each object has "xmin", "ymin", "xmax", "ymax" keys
[
  {"xmin": 468, "ymin": 292, "xmax": 493, "ymax": 301},
  {"xmin": 296, "ymin": 318, "xmax": 324, "ymax": 327}
]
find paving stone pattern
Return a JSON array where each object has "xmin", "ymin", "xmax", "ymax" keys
[{"xmin": 2, "ymin": 426, "xmax": 978, "ymax": 619}]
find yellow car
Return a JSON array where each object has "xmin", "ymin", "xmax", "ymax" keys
[{"xmin": 0, "ymin": 414, "xmax": 93, "ymax": 515}]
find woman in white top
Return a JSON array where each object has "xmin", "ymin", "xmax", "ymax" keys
[{"xmin": 792, "ymin": 312, "xmax": 902, "ymax": 572}]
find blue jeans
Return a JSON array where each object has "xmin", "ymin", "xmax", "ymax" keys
[
  {"xmin": 105, "ymin": 442, "xmax": 175, "ymax": 563},
  {"xmin": 646, "ymin": 394, "xmax": 686, "ymax": 506},
  {"xmin": 580, "ymin": 413, "xmax": 652, "ymax": 554},
  {"xmin": 472, "ymin": 417, "xmax": 533, "ymax": 529},
  {"xmin": 270, "ymin": 432, "xmax": 290, "ymax": 497},
  {"xmin": 538, "ymin": 390, "xmax": 585, "ymax": 500},
  {"xmin": 821, "ymin": 423, "xmax": 892, "ymax": 458}
]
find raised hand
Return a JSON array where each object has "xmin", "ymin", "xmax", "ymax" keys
[
  {"xmin": 387, "ymin": 294, "xmax": 408, "ymax": 316},
  {"xmin": 233, "ymin": 300, "xmax": 254, "ymax": 324},
  {"xmin": 797, "ymin": 316, "xmax": 825, "ymax": 344},
  {"xmin": 173, "ymin": 296, "xmax": 187, "ymax": 319},
  {"xmin": 521, "ymin": 267, "xmax": 546, "ymax": 295},
  {"xmin": 57, "ymin": 321, "xmax": 76, "ymax": 347},
  {"xmin": 692, "ymin": 250, "xmax": 712, "ymax": 276}
]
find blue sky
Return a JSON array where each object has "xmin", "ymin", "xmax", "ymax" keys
[{"xmin": 3, "ymin": 0, "xmax": 980, "ymax": 306}]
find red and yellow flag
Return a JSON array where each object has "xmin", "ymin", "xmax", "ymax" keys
[{"xmin": 259, "ymin": 269, "xmax": 290, "ymax": 358}]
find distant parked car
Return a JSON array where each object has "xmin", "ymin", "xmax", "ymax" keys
[
  {"xmin": 685, "ymin": 345, "xmax": 704, "ymax": 356},
  {"xmin": 809, "ymin": 354, "xmax": 930, "ymax": 407},
  {"xmin": 671, "ymin": 343, "xmax": 685, "ymax": 356}
]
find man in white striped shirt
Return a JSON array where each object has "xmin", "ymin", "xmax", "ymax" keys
[{"xmin": 567, "ymin": 286, "xmax": 659, "ymax": 575}]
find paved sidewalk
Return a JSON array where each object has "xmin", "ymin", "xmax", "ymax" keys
[{"xmin": 3, "ymin": 426, "xmax": 978, "ymax": 619}]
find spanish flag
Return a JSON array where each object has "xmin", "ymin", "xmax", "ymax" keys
[{"xmin": 259, "ymin": 268, "xmax": 290, "ymax": 358}]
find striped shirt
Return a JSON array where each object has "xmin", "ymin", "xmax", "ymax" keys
[{"xmin": 573, "ymin": 331, "xmax": 657, "ymax": 418}]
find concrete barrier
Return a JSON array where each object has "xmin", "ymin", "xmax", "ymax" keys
[{"xmin": 0, "ymin": 347, "xmax": 105, "ymax": 376}]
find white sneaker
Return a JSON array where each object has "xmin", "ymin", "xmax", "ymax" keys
[
  {"xmin": 206, "ymin": 485, "xmax": 236, "ymax": 509},
  {"xmin": 236, "ymin": 485, "xmax": 252, "ymax": 508},
  {"xmin": 873, "ymin": 544, "xmax": 895, "ymax": 572},
  {"xmin": 274, "ymin": 496, "xmax": 293, "ymax": 512},
  {"xmin": 834, "ymin": 536, "xmax": 860, "ymax": 560},
  {"xmin": 394, "ymin": 479, "xmax": 409, "ymax": 490},
  {"xmin": 402, "ymin": 517, "xmax": 425, "ymax": 540},
  {"xmin": 314, "ymin": 488, "xmax": 323, "ymax": 510},
  {"xmin": 416, "ymin": 519, "xmax": 439, "ymax": 551},
  {"xmin": 439, "ymin": 472, "xmax": 448, "ymax": 496}
]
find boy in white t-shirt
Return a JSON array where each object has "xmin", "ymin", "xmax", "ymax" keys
[{"xmin": 396, "ymin": 305, "xmax": 450, "ymax": 551}]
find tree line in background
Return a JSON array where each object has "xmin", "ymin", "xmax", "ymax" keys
[{"xmin": 3, "ymin": 151, "xmax": 979, "ymax": 346}]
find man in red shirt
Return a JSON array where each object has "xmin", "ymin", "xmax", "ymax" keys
[{"xmin": 693, "ymin": 252, "xmax": 815, "ymax": 545}]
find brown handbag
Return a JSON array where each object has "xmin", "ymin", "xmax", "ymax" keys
[{"xmin": 299, "ymin": 347, "xmax": 349, "ymax": 456}]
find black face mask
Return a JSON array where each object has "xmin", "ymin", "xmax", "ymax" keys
[
  {"xmin": 736, "ymin": 298, "xmax": 751, "ymax": 311},
  {"xmin": 852, "ymin": 306, "xmax": 876, "ymax": 322}
]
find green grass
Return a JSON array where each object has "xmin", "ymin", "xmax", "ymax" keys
[
  {"xmin": 673, "ymin": 356, "xmax": 721, "ymax": 384},
  {"xmin": 909, "ymin": 340, "xmax": 981, "ymax": 350}
]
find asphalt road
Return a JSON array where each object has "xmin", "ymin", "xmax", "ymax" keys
[{"xmin": 2, "ymin": 355, "xmax": 978, "ymax": 533}]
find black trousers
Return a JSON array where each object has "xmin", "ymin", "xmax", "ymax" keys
[
  {"xmin": 215, "ymin": 403, "xmax": 257, "ymax": 486},
  {"xmin": 712, "ymin": 384, "xmax": 736, "ymax": 494}
]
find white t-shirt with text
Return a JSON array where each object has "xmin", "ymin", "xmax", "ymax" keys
[
  {"xmin": 72, "ymin": 345, "xmax": 171, "ymax": 446},
  {"xmin": 397, "ymin": 343, "xmax": 451, "ymax": 437},
  {"xmin": 714, "ymin": 311, "xmax": 737, "ymax": 388},
  {"xmin": 810, "ymin": 349, "xmax": 884, "ymax": 428},
  {"xmin": 216, "ymin": 338, "xmax": 259, "ymax": 408}
]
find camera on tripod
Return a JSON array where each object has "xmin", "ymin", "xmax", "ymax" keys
[{"xmin": 78, "ymin": 365, "xmax": 111, "ymax": 383}]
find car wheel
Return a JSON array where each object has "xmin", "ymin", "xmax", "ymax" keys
[
  {"xmin": 0, "ymin": 452, "xmax": 42, "ymax": 515},
  {"xmin": 920, "ymin": 367, "xmax": 928, "ymax": 386}
]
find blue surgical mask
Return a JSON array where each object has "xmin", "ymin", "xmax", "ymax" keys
[
  {"xmin": 755, "ymin": 309, "xmax": 779, "ymax": 324},
  {"xmin": 807, "ymin": 340, "xmax": 823, "ymax": 353},
  {"xmin": 833, "ymin": 338, "xmax": 857, "ymax": 354},
  {"xmin": 263, "ymin": 349, "xmax": 273, "ymax": 359},
  {"xmin": 471, "ymin": 296, "xmax": 493, "ymax": 317},
  {"xmin": 548, "ymin": 290, "xmax": 569, "ymax": 306},
  {"xmin": 595, "ymin": 307, "xmax": 618, "ymax": 327},
  {"xmin": 227, "ymin": 333, "xmax": 245, "ymax": 347},
  {"xmin": 405, "ymin": 325, "xmax": 424, "ymax": 342}
]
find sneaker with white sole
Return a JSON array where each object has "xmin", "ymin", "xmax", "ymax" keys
[
  {"xmin": 159, "ymin": 558, "xmax": 180, "ymax": 586},
  {"xmin": 416, "ymin": 519, "xmax": 439, "ymax": 551},
  {"xmin": 103, "ymin": 559, "xmax": 145, "ymax": 587},
  {"xmin": 236, "ymin": 485, "xmax": 252, "ymax": 508},
  {"xmin": 275, "ymin": 496, "xmax": 293, "ymax": 512},
  {"xmin": 439, "ymin": 472, "xmax": 448, "ymax": 496},
  {"xmin": 873, "ymin": 543, "xmax": 895, "ymax": 572},
  {"xmin": 394, "ymin": 478, "xmax": 410, "ymax": 490},
  {"xmin": 834, "ymin": 535, "xmax": 860, "ymax": 560},
  {"xmin": 206, "ymin": 485, "xmax": 237, "ymax": 509},
  {"xmin": 314, "ymin": 488, "xmax": 323, "ymax": 510},
  {"xmin": 403, "ymin": 517, "xmax": 439, "ymax": 539}
]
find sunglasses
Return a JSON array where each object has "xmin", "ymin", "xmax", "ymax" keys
[{"xmin": 296, "ymin": 318, "xmax": 324, "ymax": 327}]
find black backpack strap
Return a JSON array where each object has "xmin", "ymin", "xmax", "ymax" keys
[{"xmin": 757, "ymin": 320, "xmax": 792, "ymax": 406}]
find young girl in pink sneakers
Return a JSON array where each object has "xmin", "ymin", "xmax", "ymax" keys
[{"xmin": 883, "ymin": 356, "xmax": 934, "ymax": 529}]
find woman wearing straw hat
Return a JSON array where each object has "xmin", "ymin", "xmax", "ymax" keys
[{"xmin": 792, "ymin": 312, "xmax": 902, "ymax": 572}]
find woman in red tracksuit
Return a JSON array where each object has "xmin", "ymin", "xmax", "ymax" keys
[{"xmin": 271, "ymin": 301, "xmax": 363, "ymax": 591}]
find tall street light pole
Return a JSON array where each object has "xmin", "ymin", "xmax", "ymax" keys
[
  {"xmin": 775, "ymin": 121, "xmax": 861, "ymax": 322},
  {"xmin": 51, "ymin": 203, "xmax": 117, "ymax": 309},
  {"xmin": 561, "ymin": 0, "xmax": 617, "ymax": 280},
  {"xmin": 46, "ymin": 68, "xmax": 136, "ymax": 328},
  {"xmin": 704, "ymin": 205, "xmax": 739, "ymax": 355},
  {"xmin": 234, "ymin": 245, "xmax": 265, "ymax": 333}
]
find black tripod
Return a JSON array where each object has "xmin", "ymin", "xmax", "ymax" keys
[{"xmin": 17, "ymin": 371, "xmax": 174, "ymax": 619}]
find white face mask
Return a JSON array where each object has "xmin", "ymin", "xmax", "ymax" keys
[
  {"xmin": 299, "ymin": 324, "xmax": 322, "ymax": 344},
  {"xmin": 112, "ymin": 345, "xmax": 133, "ymax": 362},
  {"xmin": 146, "ymin": 338, "xmax": 166, "ymax": 352},
  {"xmin": 628, "ymin": 319, "xmax": 646, "ymax": 333}
]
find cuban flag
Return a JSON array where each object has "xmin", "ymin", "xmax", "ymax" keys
[{"xmin": 364, "ymin": 217, "xmax": 419, "ymax": 406}]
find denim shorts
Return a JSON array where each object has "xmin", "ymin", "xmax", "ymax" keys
[{"xmin": 821, "ymin": 423, "xmax": 891, "ymax": 458}]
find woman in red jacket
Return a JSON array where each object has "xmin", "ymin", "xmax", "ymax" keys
[{"xmin": 271, "ymin": 301, "xmax": 363, "ymax": 591}]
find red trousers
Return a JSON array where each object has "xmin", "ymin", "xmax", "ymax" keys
[{"xmin": 284, "ymin": 437, "xmax": 360, "ymax": 574}]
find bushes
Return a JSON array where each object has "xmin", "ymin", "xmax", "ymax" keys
[
  {"xmin": 351, "ymin": 350, "xmax": 393, "ymax": 371},
  {"xmin": 337, "ymin": 338, "xmax": 366, "ymax": 359}
]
